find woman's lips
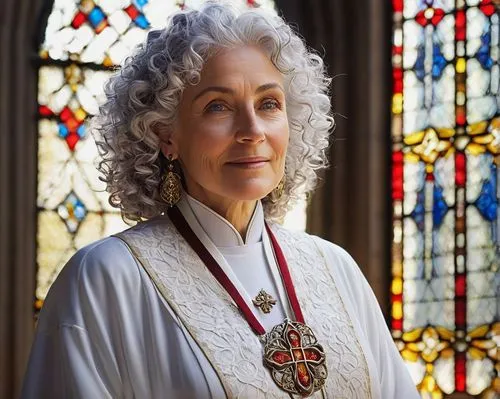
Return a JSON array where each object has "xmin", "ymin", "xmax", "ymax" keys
[{"xmin": 226, "ymin": 157, "xmax": 270, "ymax": 169}]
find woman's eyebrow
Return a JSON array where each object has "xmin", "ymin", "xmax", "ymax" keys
[
  {"xmin": 255, "ymin": 83, "xmax": 284, "ymax": 94},
  {"xmin": 193, "ymin": 86, "xmax": 233, "ymax": 102},
  {"xmin": 193, "ymin": 83, "xmax": 284, "ymax": 102}
]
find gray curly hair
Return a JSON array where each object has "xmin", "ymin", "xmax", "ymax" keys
[{"xmin": 93, "ymin": 2, "xmax": 333, "ymax": 223}]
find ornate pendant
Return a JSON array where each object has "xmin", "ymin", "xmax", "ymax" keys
[
  {"xmin": 263, "ymin": 319, "xmax": 327, "ymax": 397},
  {"xmin": 253, "ymin": 289, "xmax": 277, "ymax": 313},
  {"xmin": 160, "ymin": 162, "xmax": 181, "ymax": 207}
]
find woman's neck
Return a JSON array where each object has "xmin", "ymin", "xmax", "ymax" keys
[
  {"xmin": 222, "ymin": 200, "xmax": 257, "ymax": 239},
  {"xmin": 185, "ymin": 190, "xmax": 257, "ymax": 239}
]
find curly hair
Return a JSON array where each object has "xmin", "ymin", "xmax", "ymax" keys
[{"xmin": 93, "ymin": 2, "xmax": 334, "ymax": 223}]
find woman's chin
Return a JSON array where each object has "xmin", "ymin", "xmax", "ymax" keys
[{"xmin": 223, "ymin": 183, "xmax": 274, "ymax": 202}]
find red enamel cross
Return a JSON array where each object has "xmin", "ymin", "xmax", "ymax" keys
[{"xmin": 264, "ymin": 319, "xmax": 327, "ymax": 396}]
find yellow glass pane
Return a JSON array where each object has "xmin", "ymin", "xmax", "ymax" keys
[
  {"xmin": 468, "ymin": 121, "xmax": 489, "ymax": 135},
  {"xmin": 440, "ymin": 348, "xmax": 454, "ymax": 359},
  {"xmin": 403, "ymin": 328, "xmax": 424, "ymax": 343},
  {"xmin": 436, "ymin": 326, "xmax": 454, "ymax": 340},
  {"xmin": 392, "ymin": 260, "xmax": 403, "ymax": 277},
  {"xmin": 404, "ymin": 131, "xmax": 425, "ymax": 145},
  {"xmin": 392, "ymin": 302, "xmax": 403, "ymax": 320},
  {"xmin": 466, "ymin": 142, "xmax": 487, "ymax": 155},
  {"xmin": 404, "ymin": 152, "xmax": 421, "ymax": 163},
  {"xmin": 392, "ymin": 277, "xmax": 403, "ymax": 295},
  {"xmin": 468, "ymin": 347, "xmax": 487, "ymax": 360},
  {"xmin": 392, "ymin": 93, "xmax": 403, "ymax": 114},
  {"xmin": 468, "ymin": 324, "xmax": 490, "ymax": 338},
  {"xmin": 401, "ymin": 349, "xmax": 419, "ymax": 362},
  {"xmin": 456, "ymin": 58, "xmax": 466, "ymax": 73},
  {"xmin": 36, "ymin": 211, "xmax": 73, "ymax": 301},
  {"xmin": 436, "ymin": 128, "xmax": 455, "ymax": 139}
]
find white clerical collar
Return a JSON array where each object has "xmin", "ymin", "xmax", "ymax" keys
[{"xmin": 182, "ymin": 193, "xmax": 264, "ymax": 247}]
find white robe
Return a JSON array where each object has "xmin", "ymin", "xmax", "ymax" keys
[{"xmin": 22, "ymin": 195, "xmax": 419, "ymax": 399}]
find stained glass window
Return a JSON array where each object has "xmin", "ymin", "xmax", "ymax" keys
[
  {"xmin": 36, "ymin": 0, "xmax": 276, "ymax": 311},
  {"xmin": 391, "ymin": 0, "xmax": 499, "ymax": 397}
]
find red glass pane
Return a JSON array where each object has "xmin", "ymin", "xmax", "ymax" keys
[
  {"xmin": 393, "ymin": 80, "xmax": 403, "ymax": 93},
  {"xmin": 66, "ymin": 132, "xmax": 79, "ymax": 152},
  {"xmin": 455, "ymin": 153, "xmax": 466, "ymax": 186},
  {"xmin": 415, "ymin": 11, "xmax": 427, "ymax": 27},
  {"xmin": 392, "ymin": 46, "xmax": 403, "ymax": 55},
  {"xmin": 455, "ymin": 274, "xmax": 466, "ymax": 296},
  {"xmin": 59, "ymin": 107, "xmax": 73, "ymax": 122},
  {"xmin": 72, "ymin": 11, "xmax": 87, "ymax": 29},
  {"xmin": 392, "ymin": 151, "xmax": 404, "ymax": 200},
  {"xmin": 455, "ymin": 299, "xmax": 466, "ymax": 329},
  {"xmin": 456, "ymin": 109, "xmax": 466, "ymax": 125},
  {"xmin": 39, "ymin": 105, "xmax": 53, "ymax": 117},
  {"xmin": 393, "ymin": 68, "xmax": 403, "ymax": 81},
  {"xmin": 431, "ymin": 9, "xmax": 445, "ymax": 26},
  {"xmin": 479, "ymin": 1, "xmax": 495, "ymax": 17},
  {"xmin": 393, "ymin": 68, "xmax": 403, "ymax": 93},
  {"xmin": 392, "ymin": 318, "xmax": 402, "ymax": 331},
  {"xmin": 392, "ymin": 293, "xmax": 403, "ymax": 303},
  {"xmin": 124, "ymin": 5, "xmax": 140, "ymax": 19},
  {"xmin": 455, "ymin": 10, "xmax": 466, "ymax": 41},
  {"xmin": 392, "ymin": 0, "xmax": 403, "ymax": 12},
  {"xmin": 455, "ymin": 352, "xmax": 466, "ymax": 392}
]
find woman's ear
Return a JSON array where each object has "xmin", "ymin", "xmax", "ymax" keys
[
  {"xmin": 156, "ymin": 126, "xmax": 179, "ymax": 158},
  {"xmin": 159, "ymin": 137, "xmax": 178, "ymax": 159}
]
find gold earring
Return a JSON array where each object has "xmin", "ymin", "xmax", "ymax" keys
[
  {"xmin": 160, "ymin": 155, "xmax": 181, "ymax": 207},
  {"xmin": 271, "ymin": 174, "xmax": 285, "ymax": 202}
]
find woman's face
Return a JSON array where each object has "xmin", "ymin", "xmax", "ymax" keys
[{"xmin": 164, "ymin": 45, "xmax": 289, "ymax": 205}]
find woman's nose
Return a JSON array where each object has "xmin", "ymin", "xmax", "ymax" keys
[{"xmin": 234, "ymin": 106, "xmax": 266, "ymax": 143}]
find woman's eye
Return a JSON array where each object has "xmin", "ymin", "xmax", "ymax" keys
[
  {"xmin": 261, "ymin": 99, "xmax": 280, "ymax": 111},
  {"xmin": 205, "ymin": 102, "xmax": 226, "ymax": 113}
]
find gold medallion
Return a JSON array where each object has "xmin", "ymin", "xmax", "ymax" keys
[{"xmin": 263, "ymin": 319, "xmax": 327, "ymax": 397}]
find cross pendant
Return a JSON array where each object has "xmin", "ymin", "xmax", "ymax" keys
[{"xmin": 253, "ymin": 289, "xmax": 277, "ymax": 313}]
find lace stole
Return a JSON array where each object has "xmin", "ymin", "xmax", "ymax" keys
[{"xmin": 116, "ymin": 218, "xmax": 371, "ymax": 398}]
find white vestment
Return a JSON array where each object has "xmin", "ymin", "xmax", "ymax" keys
[{"xmin": 22, "ymin": 195, "xmax": 419, "ymax": 399}]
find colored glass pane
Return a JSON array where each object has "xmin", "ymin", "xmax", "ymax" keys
[
  {"xmin": 392, "ymin": 0, "xmax": 499, "ymax": 397},
  {"xmin": 36, "ymin": 0, "xmax": 277, "ymax": 310},
  {"xmin": 41, "ymin": 0, "xmax": 275, "ymax": 65}
]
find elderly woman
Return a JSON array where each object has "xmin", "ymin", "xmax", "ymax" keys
[{"xmin": 22, "ymin": 4, "xmax": 419, "ymax": 399}]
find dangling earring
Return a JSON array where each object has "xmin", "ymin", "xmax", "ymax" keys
[
  {"xmin": 271, "ymin": 174, "xmax": 286, "ymax": 203},
  {"xmin": 160, "ymin": 154, "xmax": 181, "ymax": 207}
]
